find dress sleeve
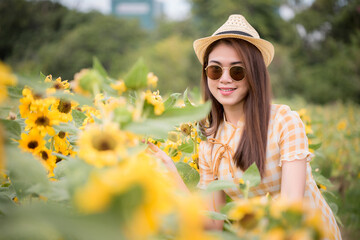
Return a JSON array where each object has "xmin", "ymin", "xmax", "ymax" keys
[
  {"xmin": 197, "ymin": 141, "xmax": 215, "ymax": 189},
  {"xmin": 277, "ymin": 105, "xmax": 314, "ymax": 167}
]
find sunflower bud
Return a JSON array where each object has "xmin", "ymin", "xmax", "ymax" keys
[
  {"xmin": 168, "ymin": 131, "xmax": 179, "ymax": 143},
  {"xmin": 180, "ymin": 123, "xmax": 192, "ymax": 136},
  {"xmin": 78, "ymin": 69, "xmax": 104, "ymax": 94}
]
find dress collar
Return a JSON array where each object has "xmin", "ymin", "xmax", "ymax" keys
[{"xmin": 223, "ymin": 114, "xmax": 244, "ymax": 128}]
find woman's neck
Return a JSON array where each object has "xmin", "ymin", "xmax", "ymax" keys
[{"xmin": 223, "ymin": 105, "xmax": 245, "ymax": 125}]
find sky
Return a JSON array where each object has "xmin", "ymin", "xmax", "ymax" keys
[
  {"xmin": 55, "ymin": 0, "xmax": 315, "ymax": 22},
  {"xmin": 57, "ymin": 0, "xmax": 191, "ymax": 21}
]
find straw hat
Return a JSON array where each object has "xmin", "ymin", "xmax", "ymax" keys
[{"xmin": 193, "ymin": 14, "xmax": 274, "ymax": 67}]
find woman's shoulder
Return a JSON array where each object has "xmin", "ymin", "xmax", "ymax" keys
[
  {"xmin": 271, "ymin": 104, "xmax": 300, "ymax": 120},
  {"xmin": 270, "ymin": 103, "xmax": 303, "ymax": 129}
]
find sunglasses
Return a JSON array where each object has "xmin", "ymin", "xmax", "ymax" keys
[{"xmin": 205, "ymin": 65, "xmax": 246, "ymax": 81}]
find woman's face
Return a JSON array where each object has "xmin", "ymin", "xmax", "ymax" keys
[{"xmin": 207, "ymin": 43, "xmax": 249, "ymax": 111}]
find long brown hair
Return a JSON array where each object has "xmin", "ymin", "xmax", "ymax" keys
[{"xmin": 200, "ymin": 38, "xmax": 271, "ymax": 177}]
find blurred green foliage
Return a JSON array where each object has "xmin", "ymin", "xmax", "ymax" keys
[{"xmin": 0, "ymin": 0, "xmax": 359, "ymax": 102}]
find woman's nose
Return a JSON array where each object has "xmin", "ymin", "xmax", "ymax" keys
[{"xmin": 219, "ymin": 68, "xmax": 232, "ymax": 83}]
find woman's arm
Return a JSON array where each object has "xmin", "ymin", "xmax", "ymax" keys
[
  {"xmin": 203, "ymin": 190, "xmax": 227, "ymax": 230},
  {"xmin": 280, "ymin": 158, "xmax": 307, "ymax": 201}
]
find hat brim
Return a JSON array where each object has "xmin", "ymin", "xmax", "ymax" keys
[{"xmin": 193, "ymin": 34, "xmax": 274, "ymax": 67}]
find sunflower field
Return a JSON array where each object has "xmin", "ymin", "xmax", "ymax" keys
[{"xmin": 0, "ymin": 58, "xmax": 358, "ymax": 240}]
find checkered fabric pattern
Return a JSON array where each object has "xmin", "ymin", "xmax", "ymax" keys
[{"xmin": 198, "ymin": 104, "xmax": 341, "ymax": 240}]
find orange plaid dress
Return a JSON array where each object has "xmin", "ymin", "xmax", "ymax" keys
[{"xmin": 198, "ymin": 104, "xmax": 341, "ymax": 240}]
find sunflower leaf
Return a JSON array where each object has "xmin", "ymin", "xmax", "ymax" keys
[
  {"xmin": 125, "ymin": 101, "xmax": 211, "ymax": 139},
  {"xmin": 72, "ymin": 109, "xmax": 87, "ymax": 128},
  {"xmin": 183, "ymin": 88, "xmax": 193, "ymax": 107},
  {"xmin": 163, "ymin": 92, "xmax": 181, "ymax": 110},
  {"xmin": 178, "ymin": 139, "xmax": 194, "ymax": 153},
  {"xmin": 6, "ymin": 146, "xmax": 50, "ymax": 199},
  {"xmin": 206, "ymin": 180, "xmax": 237, "ymax": 192},
  {"xmin": 123, "ymin": 58, "xmax": 148, "ymax": 90},
  {"xmin": 204, "ymin": 210, "xmax": 228, "ymax": 220},
  {"xmin": 175, "ymin": 162, "xmax": 200, "ymax": 190},
  {"xmin": 242, "ymin": 162, "xmax": 261, "ymax": 187},
  {"xmin": 0, "ymin": 119, "xmax": 21, "ymax": 140},
  {"xmin": 93, "ymin": 56, "xmax": 108, "ymax": 79}
]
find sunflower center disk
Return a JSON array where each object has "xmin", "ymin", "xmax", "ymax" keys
[
  {"xmin": 35, "ymin": 116, "xmax": 50, "ymax": 126},
  {"xmin": 41, "ymin": 151, "xmax": 49, "ymax": 160},
  {"xmin": 58, "ymin": 99, "xmax": 72, "ymax": 113},
  {"xmin": 92, "ymin": 135, "xmax": 117, "ymax": 151},
  {"xmin": 27, "ymin": 141, "xmax": 38, "ymax": 149}
]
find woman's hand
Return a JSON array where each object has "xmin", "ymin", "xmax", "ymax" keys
[
  {"xmin": 146, "ymin": 141, "xmax": 177, "ymax": 173},
  {"xmin": 146, "ymin": 141, "xmax": 190, "ymax": 194}
]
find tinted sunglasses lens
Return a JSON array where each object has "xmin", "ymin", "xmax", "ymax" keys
[
  {"xmin": 230, "ymin": 66, "xmax": 245, "ymax": 81},
  {"xmin": 206, "ymin": 66, "xmax": 222, "ymax": 80}
]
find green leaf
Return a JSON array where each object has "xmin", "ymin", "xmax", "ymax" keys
[
  {"xmin": 6, "ymin": 146, "xmax": 50, "ymax": 199},
  {"xmin": 112, "ymin": 184, "xmax": 144, "ymax": 221},
  {"xmin": 53, "ymin": 122, "xmax": 79, "ymax": 135},
  {"xmin": 312, "ymin": 171, "xmax": 333, "ymax": 188},
  {"xmin": 123, "ymin": 58, "xmax": 148, "ymax": 90},
  {"xmin": 183, "ymin": 88, "xmax": 193, "ymax": 107},
  {"xmin": 125, "ymin": 101, "xmax": 211, "ymax": 139},
  {"xmin": 16, "ymin": 75, "xmax": 52, "ymax": 93},
  {"xmin": 309, "ymin": 142, "xmax": 322, "ymax": 150},
  {"xmin": 163, "ymin": 93, "xmax": 181, "ymax": 110},
  {"xmin": 51, "ymin": 91, "xmax": 93, "ymax": 106},
  {"xmin": 242, "ymin": 162, "xmax": 261, "ymax": 187},
  {"xmin": 178, "ymin": 139, "xmax": 194, "ymax": 153},
  {"xmin": 113, "ymin": 107, "xmax": 133, "ymax": 127},
  {"xmin": 52, "ymin": 152, "xmax": 72, "ymax": 162},
  {"xmin": 220, "ymin": 201, "xmax": 236, "ymax": 215},
  {"xmin": 0, "ymin": 192, "xmax": 16, "ymax": 215},
  {"xmin": 40, "ymin": 71, "xmax": 47, "ymax": 81},
  {"xmin": 53, "ymin": 159, "xmax": 68, "ymax": 180},
  {"xmin": 78, "ymin": 69, "xmax": 104, "ymax": 93},
  {"xmin": 306, "ymin": 133, "xmax": 317, "ymax": 139},
  {"xmin": 93, "ymin": 56, "xmax": 108, "ymax": 78},
  {"xmin": 204, "ymin": 210, "xmax": 228, "ymax": 220},
  {"xmin": 71, "ymin": 109, "xmax": 87, "ymax": 128},
  {"xmin": 175, "ymin": 162, "xmax": 200, "ymax": 190},
  {"xmin": 206, "ymin": 180, "xmax": 237, "ymax": 192},
  {"xmin": 7, "ymin": 86, "xmax": 23, "ymax": 99},
  {"xmin": 0, "ymin": 119, "xmax": 21, "ymax": 140},
  {"xmin": 57, "ymin": 158, "xmax": 94, "ymax": 194}
]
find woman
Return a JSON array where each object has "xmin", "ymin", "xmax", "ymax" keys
[{"xmin": 148, "ymin": 14, "xmax": 341, "ymax": 239}]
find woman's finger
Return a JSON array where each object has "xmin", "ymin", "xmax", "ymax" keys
[{"xmin": 147, "ymin": 141, "xmax": 160, "ymax": 153}]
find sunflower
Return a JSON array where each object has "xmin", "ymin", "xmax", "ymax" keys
[
  {"xmin": 110, "ymin": 80, "xmax": 127, "ymax": 95},
  {"xmin": 45, "ymin": 75, "xmax": 70, "ymax": 95},
  {"xmin": 19, "ymin": 94, "xmax": 33, "ymax": 118},
  {"xmin": 80, "ymin": 105, "xmax": 102, "ymax": 129},
  {"xmin": 50, "ymin": 98, "xmax": 78, "ymax": 122},
  {"xmin": 52, "ymin": 131, "xmax": 75, "ymax": 156},
  {"xmin": 18, "ymin": 130, "xmax": 46, "ymax": 153},
  {"xmin": 77, "ymin": 123, "xmax": 130, "ymax": 167},
  {"xmin": 35, "ymin": 147, "xmax": 56, "ymax": 176},
  {"xmin": 75, "ymin": 152, "xmax": 176, "ymax": 239},
  {"xmin": 25, "ymin": 109, "xmax": 60, "ymax": 136},
  {"xmin": 0, "ymin": 61, "xmax": 17, "ymax": 104},
  {"xmin": 144, "ymin": 90, "xmax": 164, "ymax": 115},
  {"xmin": 227, "ymin": 197, "xmax": 266, "ymax": 230},
  {"xmin": 146, "ymin": 72, "xmax": 158, "ymax": 88},
  {"xmin": 19, "ymin": 88, "xmax": 56, "ymax": 118}
]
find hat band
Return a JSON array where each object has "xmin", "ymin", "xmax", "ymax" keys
[{"xmin": 215, "ymin": 30, "xmax": 253, "ymax": 37}]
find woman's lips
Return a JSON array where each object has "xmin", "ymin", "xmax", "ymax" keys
[{"xmin": 218, "ymin": 88, "xmax": 237, "ymax": 96}]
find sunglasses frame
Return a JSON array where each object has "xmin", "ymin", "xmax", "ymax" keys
[{"xmin": 205, "ymin": 65, "xmax": 246, "ymax": 81}]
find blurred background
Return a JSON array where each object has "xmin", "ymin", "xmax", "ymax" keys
[{"xmin": 0, "ymin": 0, "xmax": 359, "ymax": 239}]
